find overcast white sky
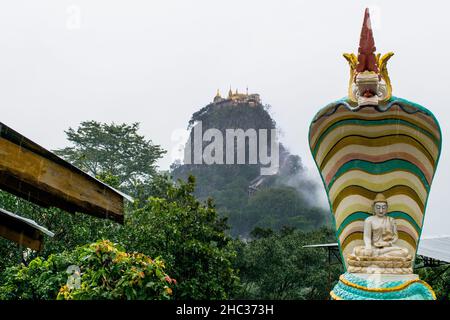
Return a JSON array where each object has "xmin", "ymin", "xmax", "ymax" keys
[{"xmin": 0, "ymin": 0, "xmax": 449, "ymax": 236}]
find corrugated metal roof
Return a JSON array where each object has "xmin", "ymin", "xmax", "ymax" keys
[
  {"xmin": 303, "ymin": 243, "xmax": 338, "ymax": 248},
  {"xmin": 0, "ymin": 207, "xmax": 54, "ymax": 237},
  {"xmin": 0, "ymin": 122, "xmax": 133, "ymax": 203},
  {"xmin": 417, "ymin": 236, "xmax": 450, "ymax": 263}
]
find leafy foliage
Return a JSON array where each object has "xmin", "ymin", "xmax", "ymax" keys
[
  {"xmin": 53, "ymin": 121, "xmax": 166, "ymax": 198},
  {"xmin": 0, "ymin": 240, "xmax": 174, "ymax": 300},
  {"xmin": 0, "ymin": 190, "xmax": 121, "ymax": 267},
  {"xmin": 233, "ymin": 227, "xmax": 342, "ymax": 300},
  {"xmin": 0, "ymin": 175, "xmax": 239, "ymax": 300},
  {"xmin": 242, "ymin": 187, "xmax": 325, "ymax": 234},
  {"xmin": 416, "ymin": 258, "xmax": 450, "ymax": 300},
  {"xmin": 2, "ymin": 117, "xmax": 407, "ymax": 301},
  {"xmin": 122, "ymin": 175, "xmax": 240, "ymax": 299}
]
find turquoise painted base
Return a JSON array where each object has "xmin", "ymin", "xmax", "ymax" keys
[{"xmin": 331, "ymin": 272, "xmax": 436, "ymax": 300}]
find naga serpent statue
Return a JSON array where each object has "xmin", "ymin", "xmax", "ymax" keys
[{"xmin": 308, "ymin": 8, "xmax": 441, "ymax": 300}]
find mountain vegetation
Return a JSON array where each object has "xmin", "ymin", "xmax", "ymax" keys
[{"xmin": 172, "ymin": 101, "xmax": 327, "ymax": 236}]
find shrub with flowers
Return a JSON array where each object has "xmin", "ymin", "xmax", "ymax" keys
[{"xmin": 0, "ymin": 240, "xmax": 175, "ymax": 300}]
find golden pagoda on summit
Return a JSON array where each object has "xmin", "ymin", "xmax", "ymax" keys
[{"xmin": 212, "ymin": 87, "xmax": 261, "ymax": 106}]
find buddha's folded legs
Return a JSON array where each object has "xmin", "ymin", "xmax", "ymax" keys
[
  {"xmin": 374, "ymin": 246, "xmax": 410, "ymax": 258},
  {"xmin": 352, "ymin": 246, "xmax": 369, "ymax": 257}
]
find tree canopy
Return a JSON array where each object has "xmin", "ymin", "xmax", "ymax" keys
[{"xmin": 54, "ymin": 121, "xmax": 166, "ymax": 198}]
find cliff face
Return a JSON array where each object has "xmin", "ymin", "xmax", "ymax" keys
[{"xmin": 171, "ymin": 100, "xmax": 327, "ymax": 237}]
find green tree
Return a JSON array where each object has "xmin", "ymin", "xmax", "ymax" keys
[
  {"xmin": 54, "ymin": 121, "xmax": 166, "ymax": 198},
  {"xmin": 234, "ymin": 227, "xmax": 341, "ymax": 300},
  {"xmin": 243, "ymin": 187, "xmax": 325, "ymax": 235},
  {"xmin": 121, "ymin": 176, "xmax": 240, "ymax": 299}
]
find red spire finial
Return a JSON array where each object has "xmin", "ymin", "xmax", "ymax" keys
[{"xmin": 356, "ymin": 8, "xmax": 378, "ymax": 73}]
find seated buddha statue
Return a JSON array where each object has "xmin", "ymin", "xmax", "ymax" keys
[{"xmin": 347, "ymin": 193, "xmax": 413, "ymax": 274}]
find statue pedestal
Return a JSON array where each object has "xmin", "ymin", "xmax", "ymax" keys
[
  {"xmin": 347, "ymin": 254, "xmax": 413, "ymax": 274},
  {"xmin": 331, "ymin": 272, "xmax": 436, "ymax": 300}
]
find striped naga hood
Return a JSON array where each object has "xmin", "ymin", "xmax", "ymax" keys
[{"xmin": 308, "ymin": 97, "xmax": 442, "ymax": 270}]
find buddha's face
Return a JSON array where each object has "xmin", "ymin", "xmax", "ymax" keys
[{"xmin": 374, "ymin": 201, "xmax": 388, "ymax": 217}]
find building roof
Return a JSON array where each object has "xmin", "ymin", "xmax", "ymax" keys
[
  {"xmin": 0, "ymin": 122, "xmax": 131, "ymax": 224},
  {"xmin": 0, "ymin": 207, "xmax": 54, "ymax": 237},
  {"xmin": 417, "ymin": 236, "xmax": 450, "ymax": 263},
  {"xmin": 0, "ymin": 207, "xmax": 54, "ymax": 251}
]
